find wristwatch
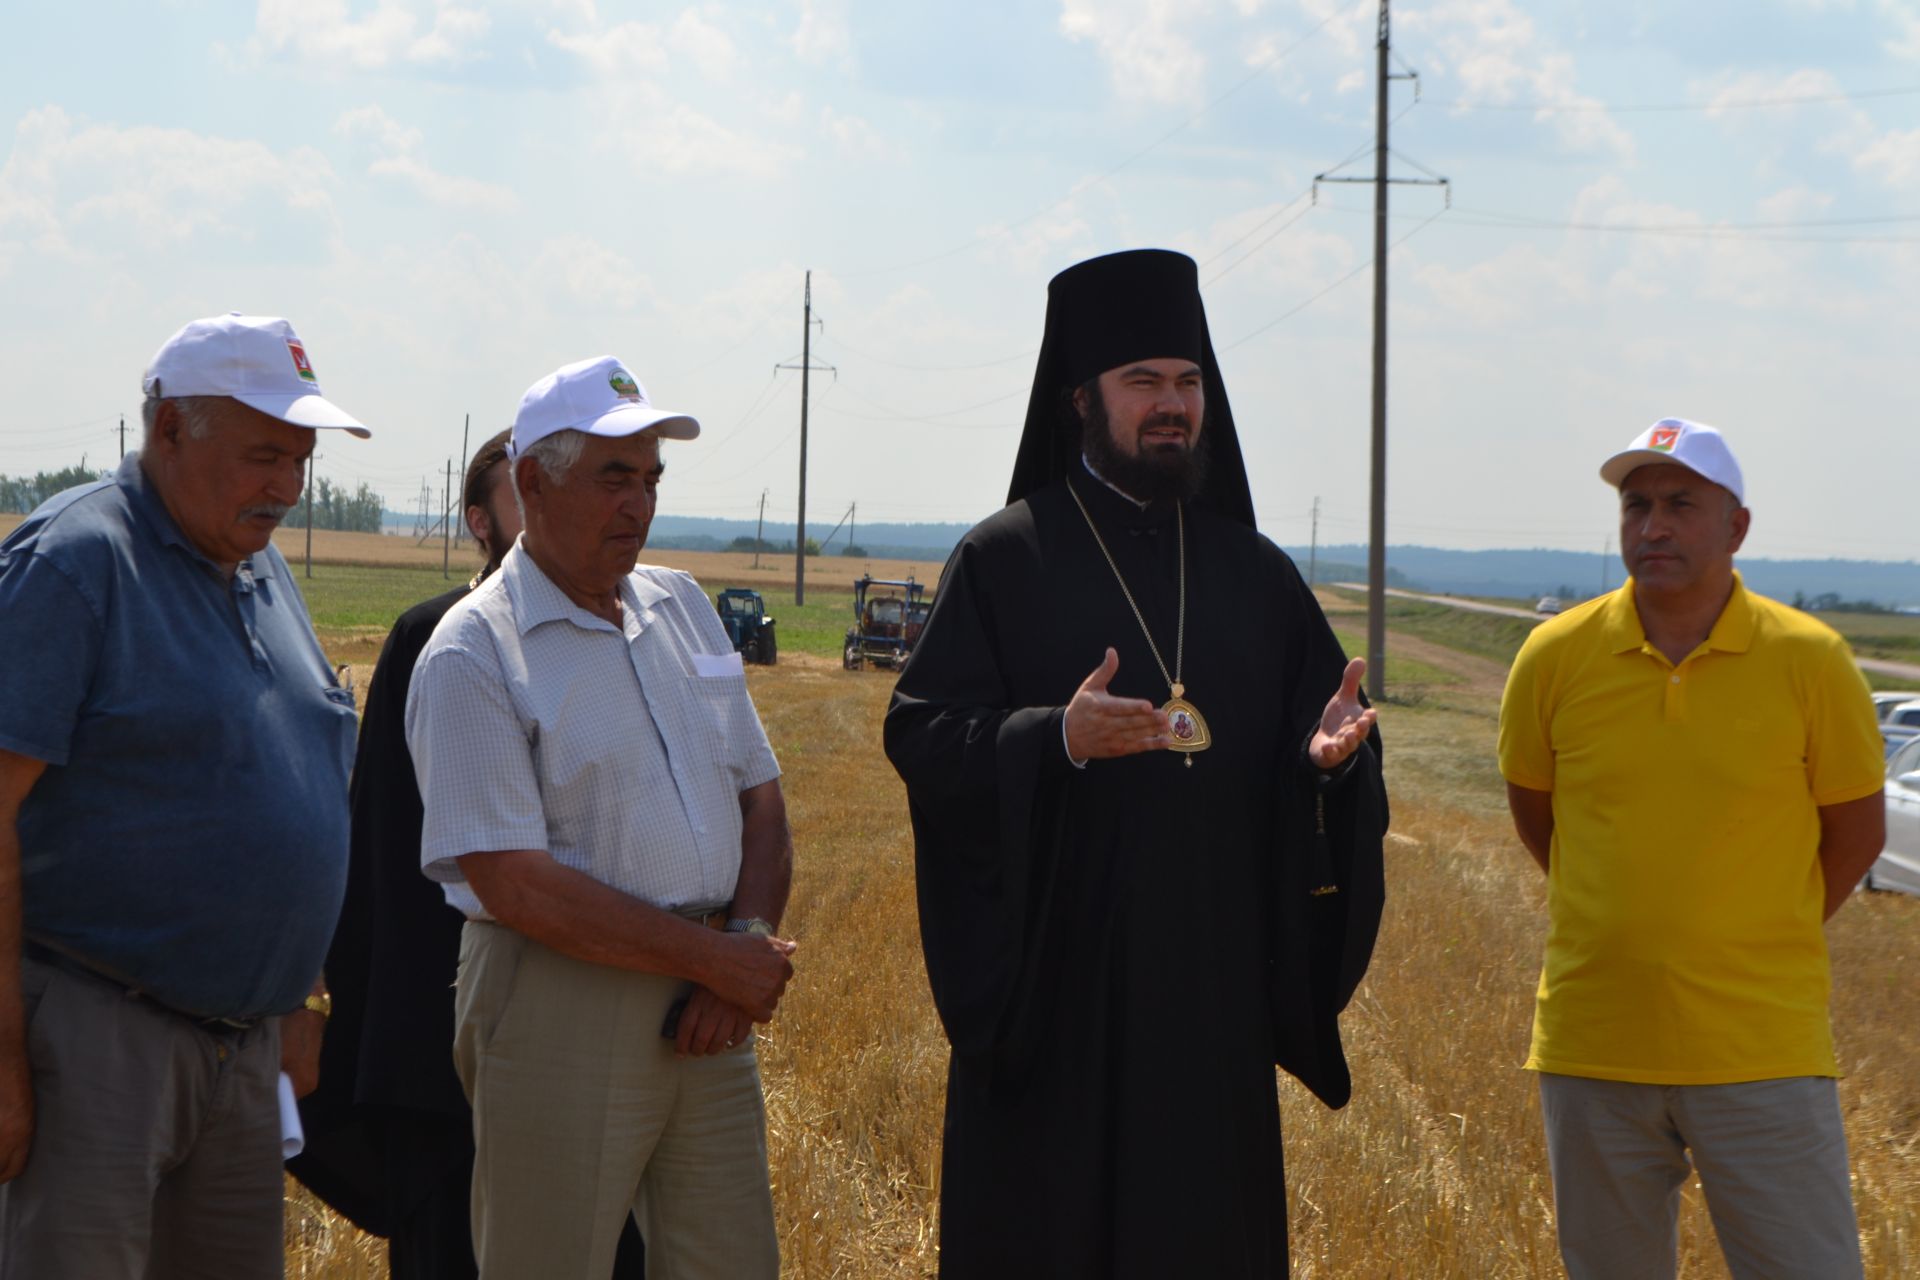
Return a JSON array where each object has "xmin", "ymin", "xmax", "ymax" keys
[
  {"xmin": 303, "ymin": 991, "xmax": 333, "ymax": 1019},
  {"xmin": 724, "ymin": 917, "xmax": 775, "ymax": 937}
]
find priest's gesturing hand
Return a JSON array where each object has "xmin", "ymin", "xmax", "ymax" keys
[
  {"xmin": 1064, "ymin": 647, "xmax": 1173, "ymax": 761},
  {"xmin": 1308, "ymin": 657, "xmax": 1377, "ymax": 771}
]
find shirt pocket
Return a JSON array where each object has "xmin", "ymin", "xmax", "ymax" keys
[{"xmin": 690, "ymin": 652, "xmax": 749, "ymax": 770}]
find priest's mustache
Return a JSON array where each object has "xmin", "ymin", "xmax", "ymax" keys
[{"xmin": 1136, "ymin": 413, "xmax": 1194, "ymax": 443}]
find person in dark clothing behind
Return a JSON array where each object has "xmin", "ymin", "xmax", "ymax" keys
[
  {"xmin": 290, "ymin": 429, "xmax": 646, "ymax": 1278},
  {"xmin": 884, "ymin": 249, "xmax": 1388, "ymax": 1279}
]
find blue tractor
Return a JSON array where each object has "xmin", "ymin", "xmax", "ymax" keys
[
  {"xmin": 714, "ymin": 588, "xmax": 778, "ymax": 665},
  {"xmin": 842, "ymin": 576, "xmax": 927, "ymax": 671}
]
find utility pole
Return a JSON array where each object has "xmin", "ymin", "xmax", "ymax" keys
[
  {"xmin": 118, "ymin": 415, "xmax": 125, "ymax": 461},
  {"xmin": 304, "ymin": 458, "xmax": 315, "ymax": 579},
  {"xmin": 775, "ymin": 271, "xmax": 835, "ymax": 605},
  {"xmin": 1309, "ymin": 496, "xmax": 1320, "ymax": 586},
  {"xmin": 457, "ymin": 414, "xmax": 470, "ymax": 546},
  {"xmin": 819, "ymin": 501, "xmax": 857, "ymax": 554},
  {"xmin": 442, "ymin": 458, "xmax": 452, "ymax": 579},
  {"xmin": 753, "ymin": 489, "xmax": 767, "ymax": 569},
  {"xmin": 1600, "ymin": 533, "xmax": 1611, "ymax": 596},
  {"xmin": 1314, "ymin": 0, "xmax": 1448, "ymax": 702}
]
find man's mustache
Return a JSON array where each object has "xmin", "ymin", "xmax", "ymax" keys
[
  {"xmin": 241, "ymin": 503, "xmax": 292, "ymax": 522},
  {"xmin": 1137, "ymin": 412, "xmax": 1193, "ymax": 442}
]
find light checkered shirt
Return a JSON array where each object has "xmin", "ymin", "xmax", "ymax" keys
[{"xmin": 405, "ymin": 544, "xmax": 781, "ymax": 918}]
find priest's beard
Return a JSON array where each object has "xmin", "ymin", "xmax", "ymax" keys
[{"xmin": 1080, "ymin": 387, "xmax": 1210, "ymax": 504}]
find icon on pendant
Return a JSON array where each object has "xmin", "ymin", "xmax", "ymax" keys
[{"xmin": 1170, "ymin": 708, "xmax": 1197, "ymax": 741}]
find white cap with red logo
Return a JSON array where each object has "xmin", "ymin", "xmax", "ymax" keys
[
  {"xmin": 510, "ymin": 355, "xmax": 699, "ymax": 458},
  {"xmin": 1599, "ymin": 417, "xmax": 1744, "ymax": 505},
  {"xmin": 142, "ymin": 313, "xmax": 370, "ymax": 438}
]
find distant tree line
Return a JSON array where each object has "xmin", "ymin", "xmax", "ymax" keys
[
  {"xmin": 1792, "ymin": 591, "xmax": 1892, "ymax": 614},
  {"xmin": 0, "ymin": 463, "xmax": 109, "ymax": 514},
  {"xmin": 279, "ymin": 478, "xmax": 386, "ymax": 534},
  {"xmin": 726, "ymin": 534, "xmax": 825, "ymax": 557}
]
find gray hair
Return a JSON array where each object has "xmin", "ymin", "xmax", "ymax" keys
[
  {"xmin": 141, "ymin": 395, "xmax": 225, "ymax": 441},
  {"xmin": 512, "ymin": 429, "xmax": 588, "ymax": 515}
]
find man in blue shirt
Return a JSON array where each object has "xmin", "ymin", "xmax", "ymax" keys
[{"xmin": 0, "ymin": 313, "xmax": 372, "ymax": 1278}]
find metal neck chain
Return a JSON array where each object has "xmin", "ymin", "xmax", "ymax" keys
[{"xmin": 1064, "ymin": 478, "xmax": 1184, "ymax": 695}]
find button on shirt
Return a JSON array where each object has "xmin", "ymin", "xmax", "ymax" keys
[
  {"xmin": 0, "ymin": 454, "xmax": 356, "ymax": 1019},
  {"xmin": 406, "ymin": 544, "xmax": 781, "ymax": 918}
]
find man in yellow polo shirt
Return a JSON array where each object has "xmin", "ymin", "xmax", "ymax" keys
[{"xmin": 1498, "ymin": 418, "xmax": 1885, "ymax": 1280}]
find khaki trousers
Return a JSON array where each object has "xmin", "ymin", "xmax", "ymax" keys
[
  {"xmin": 1540, "ymin": 1072, "xmax": 1864, "ymax": 1280},
  {"xmin": 0, "ymin": 952, "xmax": 284, "ymax": 1280},
  {"xmin": 452, "ymin": 922, "xmax": 778, "ymax": 1280}
]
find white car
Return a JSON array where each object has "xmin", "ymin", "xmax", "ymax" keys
[
  {"xmin": 1872, "ymin": 690, "xmax": 1920, "ymax": 721},
  {"xmin": 1868, "ymin": 735, "xmax": 1920, "ymax": 896},
  {"xmin": 1884, "ymin": 700, "xmax": 1920, "ymax": 731}
]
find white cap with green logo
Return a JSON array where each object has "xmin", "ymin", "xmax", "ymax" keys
[
  {"xmin": 510, "ymin": 355, "xmax": 700, "ymax": 458},
  {"xmin": 143, "ymin": 313, "xmax": 371, "ymax": 438},
  {"xmin": 1599, "ymin": 417, "xmax": 1745, "ymax": 505}
]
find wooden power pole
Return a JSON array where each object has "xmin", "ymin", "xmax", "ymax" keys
[
  {"xmin": 1314, "ymin": 0, "xmax": 1447, "ymax": 702},
  {"xmin": 775, "ymin": 271, "xmax": 834, "ymax": 606}
]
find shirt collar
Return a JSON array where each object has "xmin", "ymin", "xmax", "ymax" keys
[
  {"xmin": 117, "ymin": 451, "xmax": 267, "ymax": 580},
  {"xmin": 501, "ymin": 539, "xmax": 672, "ymax": 636},
  {"xmin": 1081, "ymin": 453, "xmax": 1147, "ymax": 509},
  {"xmin": 1605, "ymin": 570, "xmax": 1754, "ymax": 656}
]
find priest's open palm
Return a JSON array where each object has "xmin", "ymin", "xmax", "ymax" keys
[
  {"xmin": 1308, "ymin": 657, "xmax": 1376, "ymax": 770},
  {"xmin": 1064, "ymin": 647, "xmax": 1173, "ymax": 762}
]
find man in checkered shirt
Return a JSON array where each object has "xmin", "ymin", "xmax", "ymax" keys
[{"xmin": 406, "ymin": 355, "xmax": 796, "ymax": 1280}]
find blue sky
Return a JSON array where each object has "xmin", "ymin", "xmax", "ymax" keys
[{"xmin": 3, "ymin": 0, "xmax": 1917, "ymax": 561}]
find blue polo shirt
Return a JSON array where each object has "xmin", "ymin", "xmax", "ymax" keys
[{"xmin": 0, "ymin": 453, "xmax": 354, "ymax": 1018}]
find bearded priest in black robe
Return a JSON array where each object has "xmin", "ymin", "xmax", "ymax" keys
[{"xmin": 883, "ymin": 249, "xmax": 1388, "ymax": 1278}]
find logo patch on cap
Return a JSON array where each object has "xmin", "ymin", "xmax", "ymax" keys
[
  {"xmin": 287, "ymin": 341, "xmax": 317, "ymax": 384},
  {"xmin": 1649, "ymin": 425, "xmax": 1679, "ymax": 452},
  {"xmin": 609, "ymin": 370, "xmax": 640, "ymax": 402}
]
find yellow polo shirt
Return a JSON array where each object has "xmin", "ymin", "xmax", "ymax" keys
[{"xmin": 1498, "ymin": 574, "xmax": 1883, "ymax": 1084}]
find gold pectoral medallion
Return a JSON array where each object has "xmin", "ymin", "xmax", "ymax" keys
[{"xmin": 1164, "ymin": 684, "xmax": 1210, "ymax": 764}]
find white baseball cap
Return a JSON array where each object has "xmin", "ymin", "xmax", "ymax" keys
[
  {"xmin": 142, "ymin": 313, "xmax": 370, "ymax": 438},
  {"xmin": 510, "ymin": 355, "xmax": 699, "ymax": 457},
  {"xmin": 1599, "ymin": 417, "xmax": 1744, "ymax": 505}
]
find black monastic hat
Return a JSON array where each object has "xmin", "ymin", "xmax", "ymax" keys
[{"xmin": 1005, "ymin": 248, "xmax": 1256, "ymax": 528}]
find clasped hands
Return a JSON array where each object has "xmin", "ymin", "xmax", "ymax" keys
[
  {"xmin": 1062, "ymin": 647, "xmax": 1376, "ymax": 769},
  {"xmin": 676, "ymin": 930, "xmax": 798, "ymax": 1059}
]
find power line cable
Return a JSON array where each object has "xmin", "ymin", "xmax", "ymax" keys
[
  {"xmin": 1436, "ymin": 83, "xmax": 1920, "ymax": 114},
  {"xmin": 1222, "ymin": 204, "xmax": 1447, "ymax": 352}
]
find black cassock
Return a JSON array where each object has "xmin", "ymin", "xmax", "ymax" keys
[
  {"xmin": 884, "ymin": 475, "xmax": 1387, "ymax": 1279},
  {"xmin": 290, "ymin": 585, "xmax": 647, "ymax": 1279}
]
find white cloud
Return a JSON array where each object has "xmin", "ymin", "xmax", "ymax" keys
[
  {"xmin": 1058, "ymin": 0, "xmax": 1210, "ymax": 106},
  {"xmin": 672, "ymin": 8, "xmax": 738, "ymax": 81},
  {"xmin": 820, "ymin": 107, "xmax": 895, "ymax": 161},
  {"xmin": 0, "ymin": 106, "xmax": 336, "ymax": 261},
  {"xmin": 1416, "ymin": 242, "xmax": 1593, "ymax": 328},
  {"xmin": 975, "ymin": 199, "xmax": 1094, "ymax": 274},
  {"xmin": 1851, "ymin": 126, "xmax": 1920, "ymax": 189},
  {"xmin": 248, "ymin": 0, "xmax": 492, "ymax": 69},
  {"xmin": 531, "ymin": 233, "xmax": 654, "ymax": 310},
  {"xmin": 1407, "ymin": 0, "xmax": 1635, "ymax": 162},
  {"xmin": 631, "ymin": 101, "xmax": 800, "ymax": 178},
  {"xmin": 791, "ymin": 0, "xmax": 852, "ymax": 66},
  {"xmin": 333, "ymin": 106, "xmax": 517, "ymax": 211},
  {"xmin": 1755, "ymin": 185, "xmax": 1835, "ymax": 221},
  {"xmin": 1880, "ymin": 0, "xmax": 1920, "ymax": 62},
  {"xmin": 1699, "ymin": 67, "xmax": 1843, "ymax": 117},
  {"xmin": 546, "ymin": 19, "xmax": 669, "ymax": 74}
]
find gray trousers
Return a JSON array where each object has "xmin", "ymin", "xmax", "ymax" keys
[
  {"xmin": 453, "ymin": 921, "xmax": 779, "ymax": 1280},
  {"xmin": 1539, "ymin": 1072, "xmax": 1864, "ymax": 1280},
  {"xmin": 0, "ymin": 952, "xmax": 284, "ymax": 1280}
]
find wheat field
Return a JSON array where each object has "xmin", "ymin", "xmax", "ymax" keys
[{"xmin": 283, "ymin": 627, "xmax": 1920, "ymax": 1277}]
